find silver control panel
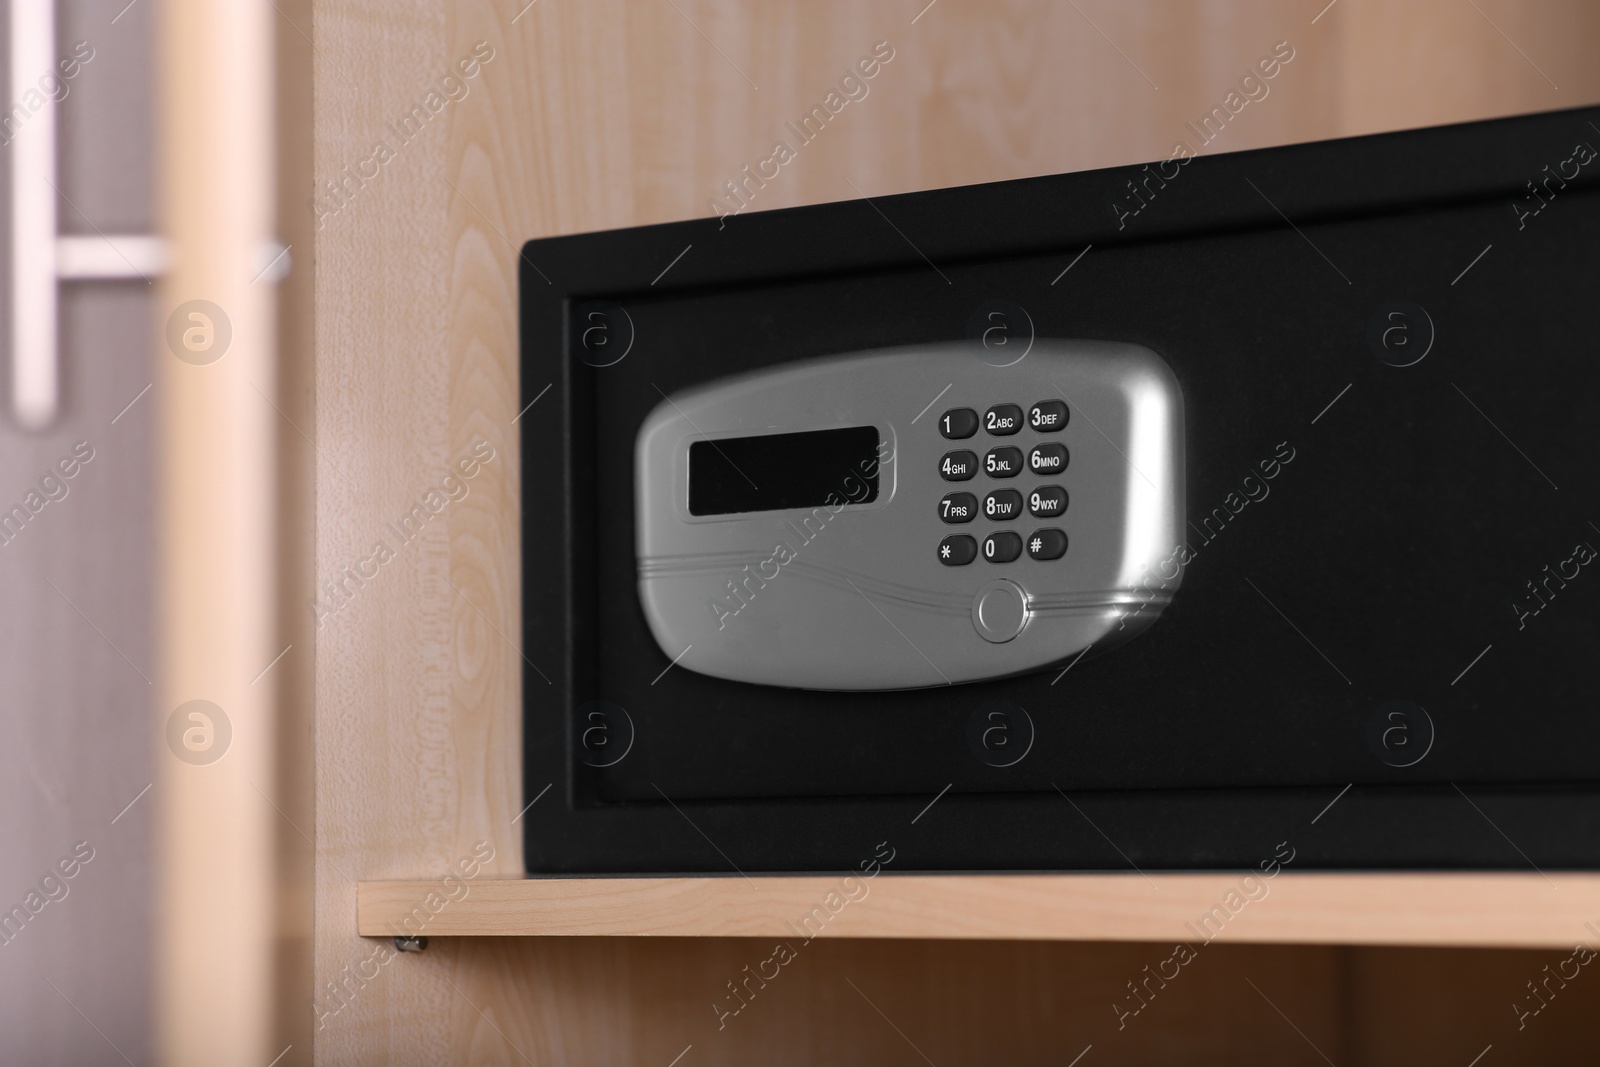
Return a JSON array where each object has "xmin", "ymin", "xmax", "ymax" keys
[{"xmin": 634, "ymin": 341, "xmax": 1185, "ymax": 690}]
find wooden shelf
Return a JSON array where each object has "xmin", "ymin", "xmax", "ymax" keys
[{"xmin": 358, "ymin": 872, "xmax": 1600, "ymax": 947}]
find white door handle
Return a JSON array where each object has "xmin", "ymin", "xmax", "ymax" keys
[{"xmin": 9, "ymin": 0, "xmax": 167, "ymax": 430}]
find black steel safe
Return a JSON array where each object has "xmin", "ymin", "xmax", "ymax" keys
[{"xmin": 518, "ymin": 105, "xmax": 1600, "ymax": 874}]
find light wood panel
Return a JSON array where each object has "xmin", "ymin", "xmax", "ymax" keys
[
  {"xmin": 357, "ymin": 873, "xmax": 1600, "ymax": 948},
  {"xmin": 313, "ymin": 1, "xmax": 1600, "ymax": 1062},
  {"xmin": 159, "ymin": 1, "xmax": 282, "ymax": 1064},
  {"xmin": 428, "ymin": 937, "xmax": 1355, "ymax": 1066}
]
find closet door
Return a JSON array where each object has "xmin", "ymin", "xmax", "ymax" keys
[
  {"xmin": 0, "ymin": 2, "xmax": 313, "ymax": 1065},
  {"xmin": 0, "ymin": 2, "xmax": 158, "ymax": 1062}
]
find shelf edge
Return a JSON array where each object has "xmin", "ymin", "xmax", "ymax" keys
[{"xmin": 356, "ymin": 872, "xmax": 1600, "ymax": 948}]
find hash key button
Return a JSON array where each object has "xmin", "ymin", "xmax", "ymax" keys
[
  {"xmin": 1027, "ymin": 528, "xmax": 1068, "ymax": 560},
  {"xmin": 939, "ymin": 492, "xmax": 978, "ymax": 523},
  {"xmin": 1029, "ymin": 400, "xmax": 1068, "ymax": 431}
]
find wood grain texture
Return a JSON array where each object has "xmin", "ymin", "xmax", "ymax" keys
[
  {"xmin": 417, "ymin": 937, "xmax": 1355, "ymax": 1066},
  {"xmin": 356, "ymin": 873, "xmax": 1600, "ymax": 948},
  {"xmin": 312, "ymin": 1, "xmax": 1600, "ymax": 1062},
  {"xmin": 159, "ymin": 1, "xmax": 282, "ymax": 1064}
]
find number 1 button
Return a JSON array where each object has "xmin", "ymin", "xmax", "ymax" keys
[{"xmin": 940, "ymin": 408, "xmax": 978, "ymax": 439}]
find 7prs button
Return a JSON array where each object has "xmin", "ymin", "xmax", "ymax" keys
[{"xmin": 940, "ymin": 492, "xmax": 977, "ymax": 523}]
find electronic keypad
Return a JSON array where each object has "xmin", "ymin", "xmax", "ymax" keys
[{"xmin": 635, "ymin": 341, "xmax": 1185, "ymax": 690}]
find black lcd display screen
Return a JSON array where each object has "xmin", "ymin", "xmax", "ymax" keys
[{"xmin": 688, "ymin": 426, "xmax": 880, "ymax": 516}]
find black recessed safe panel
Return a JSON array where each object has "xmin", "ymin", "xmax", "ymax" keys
[{"xmin": 519, "ymin": 106, "xmax": 1600, "ymax": 875}]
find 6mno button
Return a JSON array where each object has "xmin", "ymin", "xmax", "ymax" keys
[{"xmin": 972, "ymin": 578, "xmax": 1029, "ymax": 643}]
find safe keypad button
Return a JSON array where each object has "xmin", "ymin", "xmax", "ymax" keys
[
  {"xmin": 985, "ymin": 446, "xmax": 1023, "ymax": 478},
  {"xmin": 940, "ymin": 408, "xmax": 979, "ymax": 440},
  {"xmin": 938, "ymin": 534, "xmax": 978, "ymax": 566},
  {"xmin": 940, "ymin": 449, "xmax": 977, "ymax": 481},
  {"xmin": 982, "ymin": 531, "xmax": 1023, "ymax": 563},
  {"xmin": 985, "ymin": 489, "xmax": 1023, "ymax": 521},
  {"xmin": 1026, "ymin": 528, "xmax": 1068, "ymax": 560},
  {"xmin": 1028, "ymin": 443, "xmax": 1068, "ymax": 474},
  {"xmin": 984, "ymin": 404, "xmax": 1023, "ymax": 436},
  {"xmin": 1029, "ymin": 400, "xmax": 1068, "ymax": 431},
  {"xmin": 1028, "ymin": 485, "xmax": 1067, "ymax": 518},
  {"xmin": 939, "ymin": 492, "xmax": 978, "ymax": 523}
]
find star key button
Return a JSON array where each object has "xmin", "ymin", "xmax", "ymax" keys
[{"xmin": 938, "ymin": 534, "xmax": 978, "ymax": 566}]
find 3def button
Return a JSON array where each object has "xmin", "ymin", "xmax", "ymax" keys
[{"xmin": 1029, "ymin": 400, "xmax": 1068, "ymax": 431}]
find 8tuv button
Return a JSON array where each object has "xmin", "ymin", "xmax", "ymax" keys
[{"xmin": 985, "ymin": 489, "xmax": 1023, "ymax": 521}]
